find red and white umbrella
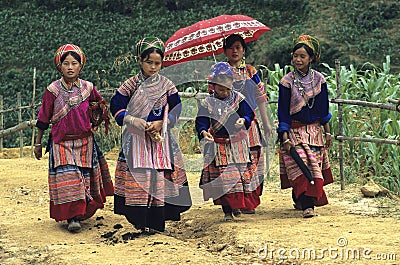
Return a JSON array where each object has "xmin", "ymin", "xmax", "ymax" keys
[{"xmin": 163, "ymin": 14, "xmax": 271, "ymax": 66}]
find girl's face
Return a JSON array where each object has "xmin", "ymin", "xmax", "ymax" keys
[
  {"xmin": 61, "ymin": 54, "xmax": 82, "ymax": 82},
  {"xmin": 292, "ymin": 46, "xmax": 313, "ymax": 73},
  {"xmin": 140, "ymin": 51, "xmax": 162, "ymax": 77},
  {"xmin": 213, "ymin": 79, "xmax": 233, "ymax": 99},
  {"xmin": 224, "ymin": 40, "xmax": 245, "ymax": 66}
]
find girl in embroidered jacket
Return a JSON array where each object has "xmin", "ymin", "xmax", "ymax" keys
[
  {"xmin": 110, "ymin": 37, "xmax": 191, "ymax": 234},
  {"xmin": 277, "ymin": 35, "xmax": 333, "ymax": 218},
  {"xmin": 196, "ymin": 62, "xmax": 258, "ymax": 222},
  {"xmin": 222, "ymin": 34, "xmax": 273, "ymax": 214},
  {"xmin": 34, "ymin": 44, "xmax": 114, "ymax": 232}
]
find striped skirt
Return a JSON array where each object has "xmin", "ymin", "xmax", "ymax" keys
[
  {"xmin": 279, "ymin": 121, "xmax": 334, "ymax": 206},
  {"xmin": 114, "ymin": 132, "xmax": 191, "ymax": 231},
  {"xmin": 115, "ymin": 131, "xmax": 190, "ymax": 206},
  {"xmin": 48, "ymin": 136, "xmax": 114, "ymax": 221},
  {"xmin": 248, "ymin": 119, "xmax": 266, "ymax": 195},
  {"xmin": 200, "ymin": 135, "xmax": 260, "ymax": 210}
]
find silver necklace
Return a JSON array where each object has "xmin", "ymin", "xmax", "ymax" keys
[
  {"xmin": 294, "ymin": 69, "xmax": 315, "ymax": 109},
  {"xmin": 152, "ymin": 108, "xmax": 162, "ymax": 116},
  {"xmin": 61, "ymin": 84, "xmax": 83, "ymax": 109},
  {"xmin": 231, "ymin": 65, "xmax": 247, "ymax": 93}
]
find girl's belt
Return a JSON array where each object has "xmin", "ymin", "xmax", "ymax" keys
[
  {"xmin": 212, "ymin": 130, "xmax": 247, "ymax": 144},
  {"xmin": 63, "ymin": 131, "xmax": 92, "ymax": 140},
  {"xmin": 291, "ymin": 120, "xmax": 320, "ymax": 129}
]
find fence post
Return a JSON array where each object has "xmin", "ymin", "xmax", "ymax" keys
[
  {"xmin": 31, "ymin": 67, "xmax": 37, "ymax": 158},
  {"xmin": 18, "ymin": 92, "xmax": 23, "ymax": 158},
  {"xmin": 335, "ymin": 59, "xmax": 345, "ymax": 190},
  {"xmin": 0, "ymin": 95, "xmax": 3, "ymax": 152}
]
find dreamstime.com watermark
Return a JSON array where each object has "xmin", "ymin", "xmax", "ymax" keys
[{"xmin": 257, "ymin": 237, "xmax": 397, "ymax": 262}]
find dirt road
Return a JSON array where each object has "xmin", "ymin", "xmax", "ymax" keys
[{"xmin": 1, "ymin": 148, "xmax": 399, "ymax": 265}]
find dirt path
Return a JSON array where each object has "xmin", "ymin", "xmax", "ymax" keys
[{"xmin": 0, "ymin": 149, "xmax": 399, "ymax": 265}]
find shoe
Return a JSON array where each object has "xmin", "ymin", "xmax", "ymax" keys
[
  {"xmin": 241, "ymin": 209, "xmax": 255, "ymax": 214},
  {"xmin": 232, "ymin": 209, "xmax": 241, "ymax": 217},
  {"xmin": 302, "ymin": 208, "xmax": 314, "ymax": 218},
  {"xmin": 67, "ymin": 220, "xmax": 81, "ymax": 232},
  {"xmin": 223, "ymin": 213, "xmax": 234, "ymax": 222}
]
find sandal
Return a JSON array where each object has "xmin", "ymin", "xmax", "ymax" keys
[
  {"xmin": 232, "ymin": 209, "xmax": 241, "ymax": 217},
  {"xmin": 223, "ymin": 213, "xmax": 234, "ymax": 222},
  {"xmin": 302, "ymin": 208, "xmax": 315, "ymax": 218},
  {"xmin": 67, "ymin": 219, "xmax": 81, "ymax": 232}
]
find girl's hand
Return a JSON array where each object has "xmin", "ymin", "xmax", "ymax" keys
[
  {"xmin": 325, "ymin": 133, "xmax": 332, "ymax": 148},
  {"xmin": 145, "ymin": 120, "xmax": 163, "ymax": 134},
  {"xmin": 202, "ymin": 130, "xmax": 214, "ymax": 142},
  {"xmin": 235, "ymin": 118, "xmax": 245, "ymax": 128},
  {"xmin": 34, "ymin": 145, "xmax": 42, "ymax": 160},
  {"xmin": 125, "ymin": 116, "xmax": 148, "ymax": 130},
  {"xmin": 263, "ymin": 123, "xmax": 273, "ymax": 138},
  {"xmin": 282, "ymin": 139, "xmax": 293, "ymax": 153},
  {"xmin": 146, "ymin": 120, "xmax": 164, "ymax": 142}
]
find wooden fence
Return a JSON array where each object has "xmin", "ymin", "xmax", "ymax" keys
[{"xmin": 0, "ymin": 62, "xmax": 399, "ymax": 190}]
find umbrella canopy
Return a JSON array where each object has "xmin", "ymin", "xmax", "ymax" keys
[{"xmin": 163, "ymin": 14, "xmax": 271, "ymax": 66}]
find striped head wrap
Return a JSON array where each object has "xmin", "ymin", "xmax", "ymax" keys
[
  {"xmin": 54, "ymin": 44, "xmax": 86, "ymax": 73},
  {"xmin": 136, "ymin": 37, "xmax": 165, "ymax": 57},
  {"xmin": 294, "ymin": 35, "xmax": 321, "ymax": 62}
]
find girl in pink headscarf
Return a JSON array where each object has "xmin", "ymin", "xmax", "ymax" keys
[{"xmin": 34, "ymin": 44, "xmax": 114, "ymax": 232}]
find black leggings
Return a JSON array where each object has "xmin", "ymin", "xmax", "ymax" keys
[
  {"xmin": 222, "ymin": 205, "xmax": 232, "ymax": 214},
  {"xmin": 293, "ymin": 190, "xmax": 315, "ymax": 210},
  {"xmin": 299, "ymin": 193, "xmax": 314, "ymax": 210}
]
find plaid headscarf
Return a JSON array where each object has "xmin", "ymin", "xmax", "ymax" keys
[
  {"xmin": 294, "ymin": 35, "xmax": 321, "ymax": 62},
  {"xmin": 136, "ymin": 37, "xmax": 165, "ymax": 58},
  {"xmin": 54, "ymin": 44, "xmax": 86, "ymax": 73}
]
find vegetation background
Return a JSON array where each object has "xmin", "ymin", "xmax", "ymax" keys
[
  {"xmin": 0, "ymin": 0, "xmax": 399, "ymax": 193},
  {"xmin": 1, "ymin": 0, "xmax": 400, "ymax": 106}
]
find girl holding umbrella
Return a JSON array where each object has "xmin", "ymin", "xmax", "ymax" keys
[{"xmin": 221, "ymin": 34, "xmax": 273, "ymax": 214}]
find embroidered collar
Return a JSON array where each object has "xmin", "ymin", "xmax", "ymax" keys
[{"xmin": 61, "ymin": 77, "xmax": 81, "ymax": 91}]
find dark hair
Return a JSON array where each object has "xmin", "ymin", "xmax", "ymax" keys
[
  {"xmin": 60, "ymin": 51, "xmax": 81, "ymax": 64},
  {"xmin": 140, "ymin": 47, "xmax": 164, "ymax": 61},
  {"xmin": 293, "ymin": 43, "xmax": 315, "ymax": 62},
  {"xmin": 223, "ymin": 34, "xmax": 247, "ymax": 52}
]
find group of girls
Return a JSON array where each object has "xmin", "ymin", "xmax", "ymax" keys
[{"xmin": 34, "ymin": 33, "xmax": 333, "ymax": 233}]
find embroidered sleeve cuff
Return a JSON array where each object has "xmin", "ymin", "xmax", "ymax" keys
[
  {"xmin": 243, "ymin": 116, "xmax": 252, "ymax": 129},
  {"xmin": 320, "ymin": 113, "xmax": 332, "ymax": 125},
  {"xmin": 36, "ymin": 120, "xmax": 49, "ymax": 130},
  {"xmin": 277, "ymin": 121, "xmax": 291, "ymax": 134},
  {"xmin": 115, "ymin": 110, "xmax": 127, "ymax": 126}
]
